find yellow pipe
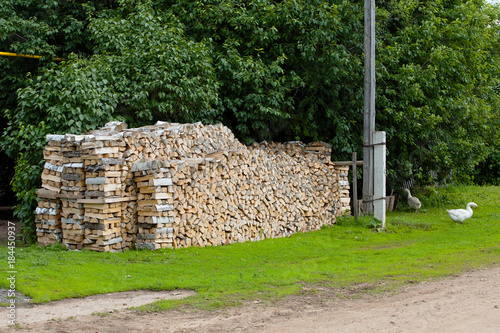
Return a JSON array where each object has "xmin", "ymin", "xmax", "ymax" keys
[{"xmin": 0, "ymin": 51, "xmax": 64, "ymax": 61}]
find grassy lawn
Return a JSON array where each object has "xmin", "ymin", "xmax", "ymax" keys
[{"xmin": 1, "ymin": 185, "xmax": 499, "ymax": 311}]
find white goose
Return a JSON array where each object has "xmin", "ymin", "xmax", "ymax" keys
[
  {"xmin": 446, "ymin": 202, "xmax": 477, "ymax": 223},
  {"xmin": 403, "ymin": 188, "xmax": 421, "ymax": 213}
]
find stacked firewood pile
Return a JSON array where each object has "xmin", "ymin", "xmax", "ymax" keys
[{"xmin": 36, "ymin": 121, "xmax": 350, "ymax": 251}]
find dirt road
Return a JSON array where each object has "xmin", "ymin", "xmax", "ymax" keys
[{"xmin": 2, "ymin": 266, "xmax": 500, "ymax": 332}]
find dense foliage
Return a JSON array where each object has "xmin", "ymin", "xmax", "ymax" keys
[
  {"xmin": 377, "ymin": 0, "xmax": 500, "ymax": 185},
  {"xmin": 1, "ymin": 0, "xmax": 500, "ymax": 238}
]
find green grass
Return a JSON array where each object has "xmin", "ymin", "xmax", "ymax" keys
[{"xmin": 1, "ymin": 185, "xmax": 499, "ymax": 312}]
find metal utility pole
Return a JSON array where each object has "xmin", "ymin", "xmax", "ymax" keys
[{"xmin": 363, "ymin": 0, "xmax": 376, "ymax": 214}]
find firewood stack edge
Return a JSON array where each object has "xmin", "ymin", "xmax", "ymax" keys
[{"xmin": 35, "ymin": 121, "xmax": 350, "ymax": 252}]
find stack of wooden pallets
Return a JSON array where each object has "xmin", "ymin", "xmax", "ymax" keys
[
  {"xmin": 79, "ymin": 129, "xmax": 129, "ymax": 252},
  {"xmin": 36, "ymin": 121, "xmax": 350, "ymax": 251},
  {"xmin": 132, "ymin": 160, "xmax": 175, "ymax": 250},
  {"xmin": 37, "ymin": 135, "xmax": 65, "ymax": 245},
  {"xmin": 59, "ymin": 135, "xmax": 86, "ymax": 249},
  {"xmin": 35, "ymin": 196, "xmax": 62, "ymax": 246},
  {"xmin": 41, "ymin": 135, "xmax": 65, "ymax": 193}
]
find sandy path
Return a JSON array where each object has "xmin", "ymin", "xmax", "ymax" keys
[
  {"xmin": 2, "ymin": 266, "xmax": 499, "ymax": 332},
  {"xmin": 0, "ymin": 290, "xmax": 195, "ymax": 328}
]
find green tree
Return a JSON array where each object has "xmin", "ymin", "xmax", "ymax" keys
[
  {"xmin": 0, "ymin": 0, "xmax": 108, "ymax": 239},
  {"xmin": 0, "ymin": 0, "xmax": 220, "ymax": 238},
  {"xmin": 376, "ymin": 0, "xmax": 500, "ymax": 185},
  {"xmin": 162, "ymin": 0, "xmax": 365, "ymax": 144},
  {"xmin": 165, "ymin": 0, "xmax": 500, "ymax": 183},
  {"xmin": 1, "ymin": 0, "xmax": 500, "ymax": 239}
]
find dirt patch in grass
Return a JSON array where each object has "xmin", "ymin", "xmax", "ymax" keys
[
  {"xmin": 1, "ymin": 266, "xmax": 499, "ymax": 332},
  {"xmin": 0, "ymin": 289, "xmax": 196, "ymax": 328}
]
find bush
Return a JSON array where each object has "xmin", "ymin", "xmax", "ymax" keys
[{"xmin": 472, "ymin": 149, "xmax": 500, "ymax": 186}]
